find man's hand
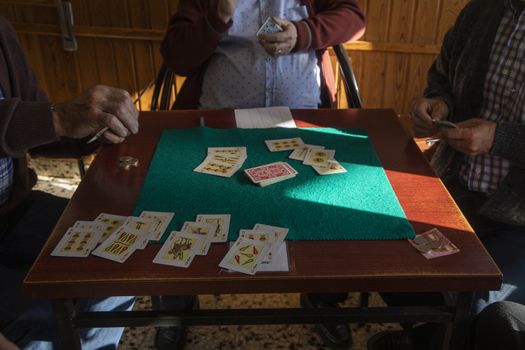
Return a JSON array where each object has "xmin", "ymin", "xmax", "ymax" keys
[
  {"xmin": 52, "ymin": 85, "xmax": 139, "ymax": 144},
  {"xmin": 258, "ymin": 17, "xmax": 298, "ymax": 57},
  {"xmin": 217, "ymin": 0, "xmax": 236, "ymax": 24},
  {"xmin": 442, "ymin": 118, "xmax": 497, "ymax": 156},
  {"xmin": 409, "ymin": 97, "xmax": 449, "ymax": 137}
]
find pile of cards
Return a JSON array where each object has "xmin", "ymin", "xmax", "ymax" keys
[
  {"xmin": 408, "ymin": 228, "xmax": 460, "ymax": 259},
  {"xmin": 219, "ymin": 224, "xmax": 288, "ymax": 275},
  {"xmin": 51, "ymin": 211, "xmax": 174, "ymax": 263},
  {"xmin": 266, "ymin": 137, "xmax": 347, "ymax": 176},
  {"xmin": 153, "ymin": 214, "xmax": 231, "ymax": 268},
  {"xmin": 244, "ymin": 161, "xmax": 297, "ymax": 187},
  {"xmin": 194, "ymin": 147, "xmax": 247, "ymax": 178}
]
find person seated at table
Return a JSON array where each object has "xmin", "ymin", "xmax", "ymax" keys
[
  {"xmin": 158, "ymin": 1, "xmax": 365, "ymax": 349},
  {"xmin": 161, "ymin": 0, "xmax": 365, "ymax": 110},
  {"xmin": 368, "ymin": 0, "xmax": 525, "ymax": 348},
  {"xmin": 472, "ymin": 301, "xmax": 525, "ymax": 350},
  {"xmin": 0, "ymin": 16, "xmax": 139, "ymax": 350},
  {"xmin": 159, "ymin": 0, "xmax": 366, "ymax": 348}
]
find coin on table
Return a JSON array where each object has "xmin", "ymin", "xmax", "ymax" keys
[
  {"xmin": 118, "ymin": 162, "xmax": 131, "ymax": 170},
  {"xmin": 413, "ymin": 236, "xmax": 428, "ymax": 245},
  {"xmin": 414, "ymin": 243, "xmax": 432, "ymax": 254},
  {"xmin": 119, "ymin": 156, "xmax": 139, "ymax": 166}
]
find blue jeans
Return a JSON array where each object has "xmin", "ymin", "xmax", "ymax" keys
[{"xmin": 0, "ymin": 191, "xmax": 134, "ymax": 350}]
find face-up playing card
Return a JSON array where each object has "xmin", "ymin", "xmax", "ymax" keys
[
  {"xmin": 140, "ymin": 211, "xmax": 175, "ymax": 241},
  {"xmin": 256, "ymin": 17, "xmax": 283, "ymax": 36},
  {"xmin": 219, "ymin": 237, "xmax": 272, "ymax": 275},
  {"xmin": 265, "ymin": 138, "xmax": 305, "ymax": 152},
  {"xmin": 289, "ymin": 145, "xmax": 324, "ymax": 161},
  {"xmin": 95, "ymin": 213, "xmax": 127, "ymax": 243},
  {"xmin": 409, "ymin": 228, "xmax": 460, "ymax": 259},
  {"xmin": 180, "ymin": 221, "xmax": 218, "ymax": 255},
  {"xmin": 91, "ymin": 226, "xmax": 143, "ymax": 263},
  {"xmin": 51, "ymin": 227, "xmax": 103, "ymax": 258},
  {"xmin": 196, "ymin": 214, "xmax": 231, "ymax": 243},
  {"xmin": 123, "ymin": 216, "xmax": 157, "ymax": 249},
  {"xmin": 194, "ymin": 158, "xmax": 240, "ymax": 178},
  {"xmin": 208, "ymin": 147, "xmax": 247, "ymax": 158},
  {"xmin": 153, "ymin": 231, "xmax": 203, "ymax": 268},
  {"xmin": 251, "ymin": 224, "xmax": 288, "ymax": 261},
  {"xmin": 244, "ymin": 162, "xmax": 296, "ymax": 183},
  {"xmin": 303, "ymin": 149, "xmax": 336, "ymax": 167},
  {"xmin": 73, "ymin": 220, "xmax": 108, "ymax": 233},
  {"xmin": 312, "ymin": 160, "xmax": 347, "ymax": 175}
]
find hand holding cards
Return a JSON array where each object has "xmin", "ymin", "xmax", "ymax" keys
[{"xmin": 256, "ymin": 17, "xmax": 283, "ymax": 36}]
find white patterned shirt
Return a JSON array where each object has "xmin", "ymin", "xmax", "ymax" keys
[
  {"xmin": 199, "ymin": 0, "xmax": 321, "ymax": 109},
  {"xmin": 459, "ymin": 2, "xmax": 525, "ymax": 193}
]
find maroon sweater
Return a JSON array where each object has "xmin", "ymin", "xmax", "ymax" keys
[
  {"xmin": 161, "ymin": 0, "xmax": 365, "ymax": 109},
  {"xmin": 0, "ymin": 17, "xmax": 95, "ymax": 217}
]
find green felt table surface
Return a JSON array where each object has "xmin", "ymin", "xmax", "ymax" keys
[{"xmin": 133, "ymin": 127, "xmax": 415, "ymax": 241}]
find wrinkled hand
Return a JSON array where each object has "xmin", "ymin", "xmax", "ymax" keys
[
  {"xmin": 409, "ymin": 97, "xmax": 449, "ymax": 137},
  {"xmin": 442, "ymin": 118, "xmax": 497, "ymax": 156},
  {"xmin": 217, "ymin": 0, "xmax": 236, "ymax": 24},
  {"xmin": 52, "ymin": 85, "xmax": 139, "ymax": 144},
  {"xmin": 258, "ymin": 17, "xmax": 297, "ymax": 57}
]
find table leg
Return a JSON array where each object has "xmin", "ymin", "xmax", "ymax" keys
[
  {"xmin": 53, "ymin": 299, "xmax": 82, "ymax": 350},
  {"xmin": 442, "ymin": 291, "xmax": 474, "ymax": 350}
]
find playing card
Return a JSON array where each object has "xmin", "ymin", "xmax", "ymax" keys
[
  {"xmin": 303, "ymin": 149, "xmax": 336, "ymax": 167},
  {"xmin": 252, "ymin": 224, "xmax": 288, "ymax": 261},
  {"xmin": 256, "ymin": 17, "xmax": 283, "ymax": 36},
  {"xmin": 196, "ymin": 214, "xmax": 231, "ymax": 242},
  {"xmin": 140, "ymin": 211, "xmax": 175, "ymax": 241},
  {"xmin": 432, "ymin": 120, "xmax": 458, "ymax": 129},
  {"xmin": 73, "ymin": 221, "xmax": 108, "ymax": 233},
  {"xmin": 91, "ymin": 226, "xmax": 144, "ymax": 263},
  {"xmin": 219, "ymin": 237, "xmax": 272, "ymax": 275},
  {"xmin": 265, "ymin": 138, "xmax": 305, "ymax": 152},
  {"xmin": 208, "ymin": 147, "xmax": 247, "ymax": 158},
  {"xmin": 180, "ymin": 221, "xmax": 218, "ymax": 255},
  {"xmin": 244, "ymin": 162, "xmax": 296, "ymax": 183},
  {"xmin": 289, "ymin": 145, "xmax": 324, "ymax": 161},
  {"xmin": 95, "ymin": 213, "xmax": 127, "ymax": 242},
  {"xmin": 409, "ymin": 228, "xmax": 460, "ymax": 259},
  {"xmin": 152, "ymin": 231, "xmax": 203, "ymax": 268},
  {"xmin": 312, "ymin": 160, "xmax": 347, "ymax": 175},
  {"xmin": 123, "ymin": 216, "xmax": 157, "ymax": 249},
  {"xmin": 51, "ymin": 227, "xmax": 103, "ymax": 258},
  {"xmin": 194, "ymin": 158, "xmax": 240, "ymax": 178}
]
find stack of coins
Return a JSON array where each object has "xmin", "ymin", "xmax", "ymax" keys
[
  {"xmin": 411, "ymin": 235, "xmax": 444, "ymax": 254},
  {"xmin": 119, "ymin": 156, "xmax": 139, "ymax": 170}
]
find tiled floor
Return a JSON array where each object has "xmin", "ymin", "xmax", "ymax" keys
[{"xmin": 29, "ymin": 157, "xmax": 399, "ymax": 350}]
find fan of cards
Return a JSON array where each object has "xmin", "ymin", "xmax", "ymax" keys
[
  {"xmin": 408, "ymin": 228, "xmax": 460, "ymax": 259},
  {"xmin": 219, "ymin": 224, "xmax": 288, "ymax": 275},
  {"xmin": 194, "ymin": 147, "xmax": 247, "ymax": 178},
  {"xmin": 267, "ymin": 137, "xmax": 347, "ymax": 175},
  {"xmin": 51, "ymin": 211, "xmax": 174, "ymax": 263}
]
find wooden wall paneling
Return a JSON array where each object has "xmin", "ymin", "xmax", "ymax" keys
[
  {"xmin": 383, "ymin": 0, "xmax": 415, "ymax": 113},
  {"xmin": 402, "ymin": 54, "xmax": 435, "ymax": 110},
  {"xmin": 108, "ymin": 0, "xmax": 139, "ymax": 101},
  {"xmin": 128, "ymin": 0, "xmax": 156, "ymax": 110},
  {"xmin": 86, "ymin": 0, "xmax": 119, "ymax": 88},
  {"xmin": 148, "ymin": 0, "xmax": 172, "ymax": 106},
  {"xmin": 72, "ymin": 0, "xmax": 100, "ymax": 94},
  {"xmin": 359, "ymin": 0, "xmax": 390, "ymax": 108}
]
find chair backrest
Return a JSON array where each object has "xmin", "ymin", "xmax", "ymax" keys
[
  {"xmin": 150, "ymin": 63, "xmax": 175, "ymax": 111},
  {"xmin": 151, "ymin": 45, "xmax": 362, "ymax": 110},
  {"xmin": 332, "ymin": 44, "xmax": 362, "ymax": 108}
]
